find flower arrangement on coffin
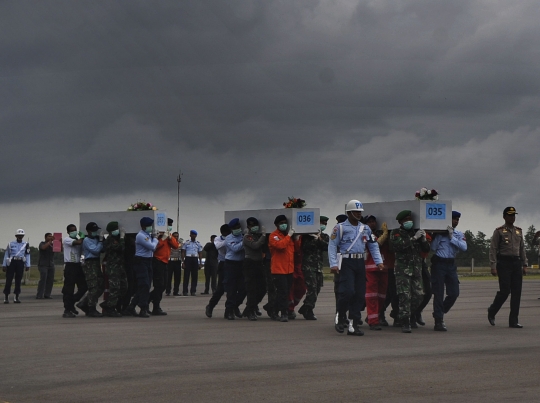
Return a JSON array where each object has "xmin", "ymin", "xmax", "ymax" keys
[
  {"xmin": 283, "ymin": 197, "xmax": 307, "ymax": 209},
  {"xmin": 415, "ymin": 188, "xmax": 439, "ymax": 201},
  {"xmin": 127, "ymin": 201, "xmax": 157, "ymax": 211}
]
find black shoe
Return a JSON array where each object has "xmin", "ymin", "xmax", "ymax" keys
[
  {"xmin": 415, "ymin": 313, "xmax": 425, "ymax": 326},
  {"xmin": 151, "ymin": 308, "xmax": 167, "ymax": 316},
  {"xmin": 44, "ymin": 296, "xmax": 53, "ymax": 299},
  {"xmin": 36, "ymin": 296, "xmax": 43, "ymax": 299},
  {"xmin": 410, "ymin": 316, "xmax": 418, "ymax": 329},
  {"xmin": 487, "ymin": 309, "xmax": 495, "ymax": 326},
  {"xmin": 205, "ymin": 305, "xmax": 213, "ymax": 318},
  {"xmin": 369, "ymin": 324, "xmax": 382, "ymax": 331},
  {"xmin": 201, "ymin": 291, "xmax": 209, "ymax": 295},
  {"xmin": 173, "ymin": 293, "xmax": 180, "ymax": 296},
  {"xmin": 402, "ymin": 319, "xmax": 412, "ymax": 333},
  {"xmin": 303, "ymin": 309, "xmax": 317, "ymax": 320},
  {"xmin": 121, "ymin": 307, "xmax": 137, "ymax": 317},
  {"xmin": 3, "ymin": 295, "xmax": 8, "ymax": 304},
  {"xmin": 234, "ymin": 307, "xmax": 242, "ymax": 319},
  {"xmin": 270, "ymin": 312, "xmax": 280, "ymax": 321},
  {"xmin": 335, "ymin": 317, "xmax": 345, "ymax": 333},
  {"xmin": 247, "ymin": 312, "xmax": 257, "ymax": 321},
  {"xmin": 280, "ymin": 314, "xmax": 288, "ymax": 322},
  {"xmin": 379, "ymin": 316, "xmax": 389, "ymax": 327},
  {"xmin": 70, "ymin": 308, "xmax": 79, "ymax": 315},
  {"xmin": 191, "ymin": 292, "xmax": 197, "ymax": 296},
  {"xmin": 288, "ymin": 311, "xmax": 297, "ymax": 320},
  {"xmin": 138, "ymin": 309, "xmax": 150, "ymax": 318},
  {"xmin": 76, "ymin": 301, "xmax": 89, "ymax": 314},
  {"xmin": 87, "ymin": 308, "xmax": 103, "ymax": 318},
  {"xmin": 62, "ymin": 310, "xmax": 76, "ymax": 318},
  {"xmin": 255, "ymin": 306, "xmax": 262, "ymax": 316},
  {"xmin": 509, "ymin": 323, "xmax": 523, "ymax": 328},
  {"xmin": 226, "ymin": 309, "xmax": 235, "ymax": 320},
  {"xmin": 14, "ymin": 295, "xmax": 21, "ymax": 303},
  {"xmin": 348, "ymin": 319, "xmax": 364, "ymax": 336},
  {"xmin": 434, "ymin": 318, "xmax": 447, "ymax": 331},
  {"xmin": 103, "ymin": 308, "xmax": 122, "ymax": 318},
  {"xmin": 182, "ymin": 292, "xmax": 188, "ymax": 296}
]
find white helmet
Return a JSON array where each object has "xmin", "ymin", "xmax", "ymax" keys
[
  {"xmin": 345, "ymin": 200, "xmax": 364, "ymax": 212},
  {"xmin": 15, "ymin": 229, "xmax": 25, "ymax": 236}
]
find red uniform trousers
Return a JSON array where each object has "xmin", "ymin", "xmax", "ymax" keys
[{"xmin": 365, "ymin": 269, "xmax": 388, "ymax": 325}]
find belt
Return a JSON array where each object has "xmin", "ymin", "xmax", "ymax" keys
[
  {"xmin": 185, "ymin": 256, "xmax": 198, "ymax": 259},
  {"xmin": 85, "ymin": 257, "xmax": 99, "ymax": 261},
  {"xmin": 169, "ymin": 258, "xmax": 180, "ymax": 261},
  {"xmin": 497, "ymin": 255, "xmax": 521, "ymax": 261},
  {"xmin": 433, "ymin": 256, "xmax": 455, "ymax": 264},
  {"xmin": 11, "ymin": 257, "xmax": 24, "ymax": 261},
  {"xmin": 341, "ymin": 253, "xmax": 364, "ymax": 259}
]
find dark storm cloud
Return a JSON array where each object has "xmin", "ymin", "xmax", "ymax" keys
[{"xmin": 1, "ymin": 0, "xmax": 540, "ymax": 211}]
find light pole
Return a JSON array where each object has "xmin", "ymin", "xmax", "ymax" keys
[{"xmin": 176, "ymin": 170, "xmax": 183, "ymax": 233}]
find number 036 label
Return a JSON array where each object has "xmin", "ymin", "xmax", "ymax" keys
[
  {"xmin": 296, "ymin": 211, "xmax": 314, "ymax": 226},
  {"xmin": 425, "ymin": 203, "xmax": 446, "ymax": 220}
]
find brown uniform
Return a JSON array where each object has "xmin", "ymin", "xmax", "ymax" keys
[{"xmin": 488, "ymin": 225, "xmax": 528, "ymax": 325}]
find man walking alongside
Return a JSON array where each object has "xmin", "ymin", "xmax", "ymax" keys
[
  {"xmin": 61, "ymin": 225, "xmax": 87, "ymax": 318},
  {"xmin": 36, "ymin": 233, "xmax": 56, "ymax": 300},
  {"xmin": 202, "ymin": 235, "xmax": 219, "ymax": 295},
  {"xmin": 80, "ymin": 222, "xmax": 105, "ymax": 317},
  {"xmin": 487, "ymin": 207, "xmax": 528, "ymax": 328},
  {"xmin": 3, "ymin": 229, "xmax": 31, "ymax": 303},
  {"xmin": 205, "ymin": 224, "xmax": 231, "ymax": 318}
]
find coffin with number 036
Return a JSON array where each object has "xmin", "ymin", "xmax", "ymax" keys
[
  {"xmin": 361, "ymin": 200, "xmax": 452, "ymax": 231},
  {"xmin": 224, "ymin": 208, "xmax": 321, "ymax": 234},
  {"xmin": 79, "ymin": 211, "xmax": 168, "ymax": 234}
]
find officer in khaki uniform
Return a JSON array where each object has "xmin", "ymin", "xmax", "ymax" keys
[{"xmin": 487, "ymin": 207, "xmax": 528, "ymax": 328}]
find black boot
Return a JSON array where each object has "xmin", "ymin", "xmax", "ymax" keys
[
  {"xmin": 434, "ymin": 318, "xmax": 447, "ymax": 331},
  {"xmin": 247, "ymin": 310, "xmax": 258, "ymax": 321},
  {"xmin": 410, "ymin": 315, "xmax": 418, "ymax": 329},
  {"xmin": 87, "ymin": 307, "xmax": 103, "ymax": 317},
  {"xmin": 335, "ymin": 315, "xmax": 345, "ymax": 333},
  {"xmin": 138, "ymin": 308, "xmax": 150, "ymax": 318},
  {"xmin": 121, "ymin": 305, "xmax": 137, "ymax": 317},
  {"xmin": 402, "ymin": 318, "xmax": 412, "ymax": 333},
  {"xmin": 392, "ymin": 318, "xmax": 402, "ymax": 327},
  {"xmin": 379, "ymin": 314, "xmax": 389, "ymax": 327},
  {"xmin": 151, "ymin": 305, "xmax": 167, "ymax": 316},
  {"xmin": 226, "ymin": 308, "xmax": 235, "ymax": 320},
  {"xmin": 348, "ymin": 319, "xmax": 364, "ymax": 336},
  {"xmin": 416, "ymin": 312, "xmax": 425, "ymax": 326},
  {"xmin": 304, "ymin": 308, "xmax": 317, "ymax": 321},
  {"xmin": 14, "ymin": 294, "xmax": 21, "ymax": 303},
  {"xmin": 255, "ymin": 306, "xmax": 262, "ymax": 316},
  {"xmin": 205, "ymin": 304, "xmax": 213, "ymax": 318},
  {"xmin": 4, "ymin": 295, "xmax": 9, "ymax": 304},
  {"xmin": 234, "ymin": 307, "xmax": 242, "ymax": 318},
  {"xmin": 103, "ymin": 307, "xmax": 122, "ymax": 318}
]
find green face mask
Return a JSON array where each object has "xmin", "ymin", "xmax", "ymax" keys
[
  {"xmin": 232, "ymin": 228, "xmax": 242, "ymax": 236},
  {"xmin": 69, "ymin": 231, "xmax": 78, "ymax": 239},
  {"xmin": 145, "ymin": 226, "xmax": 153, "ymax": 234},
  {"xmin": 91, "ymin": 231, "xmax": 99, "ymax": 237},
  {"xmin": 279, "ymin": 224, "xmax": 288, "ymax": 232},
  {"xmin": 403, "ymin": 221, "xmax": 414, "ymax": 230},
  {"xmin": 250, "ymin": 226, "xmax": 259, "ymax": 233},
  {"xmin": 320, "ymin": 225, "xmax": 326, "ymax": 231},
  {"xmin": 111, "ymin": 230, "xmax": 120, "ymax": 236}
]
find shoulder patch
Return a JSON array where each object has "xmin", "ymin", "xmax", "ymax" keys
[{"xmin": 515, "ymin": 226, "xmax": 522, "ymax": 230}]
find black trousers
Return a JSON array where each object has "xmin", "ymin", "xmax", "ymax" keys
[
  {"xmin": 273, "ymin": 273, "xmax": 293, "ymax": 315},
  {"xmin": 208, "ymin": 261, "xmax": 225, "ymax": 308},
  {"xmin": 224, "ymin": 259, "xmax": 245, "ymax": 310},
  {"xmin": 62, "ymin": 262, "xmax": 88, "ymax": 311},
  {"xmin": 243, "ymin": 259, "xmax": 267, "ymax": 312},
  {"xmin": 183, "ymin": 257, "xmax": 199, "ymax": 294},
  {"xmin": 166, "ymin": 260, "xmax": 182, "ymax": 294},
  {"xmin": 149, "ymin": 258, "xmax": 167, "ymax": 308},
  {"xmin": 415, "ymin": 261, "xmax": 432, "ymax": 316},
  {"xmin": 204, "ymin": 263, "xmax": 218, "ymax": 293},
  {"xmin": 384, "ymin": 268, "xmax": 399, "ymax": 318},
  {"xmin": 489, "ymin": 258, "xmax": 523, "ymax": 325},
  {"xmin": 336, "ymin": 258, "xmax": 366, "ymax": 321},
  {"xmin": 3, "ymin": 260, "xmax": 25, "ymax": 296},
  {"xmin": 119, "ymin": 263, "xmax": 135, "ymax": 312},
  {"xmin": 130, "ymin": 257, "xmax": 153, "ymax": 310},
  {"xmin": 263, "ymin": 259, "xmax": 276, "ymax": 312}
]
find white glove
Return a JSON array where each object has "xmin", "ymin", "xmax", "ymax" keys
[
  {"xmin": 288, "ymin": 227, "xmax": 295, "ymax": 237},
  {"xmin": 413, "ymin": 229, "xmax": 424, "ymax": 240},
  {"xmin": 447, "ymin": 226, "xmax": 454, "ymax": 238},
  {"xmin": 160, "ymin": 232, "xmax": 168, "ymax": 240},
  {"xmin": 119, "ymin": 228, "xmax": 125, "ymax": 239},
  {"xmin": 99, "ymin": 230, "xmax": 105, "ymax": 242},
  {"xmin": 261, "ymin": 226, "xmax": 266, "ymax": 236}
]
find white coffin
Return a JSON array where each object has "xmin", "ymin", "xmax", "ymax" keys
[
  {"xmin": 79, "ymin": 210, "xmax": 168, "ymax": 234},
  {"xmin": 224, "ymin": 208, "xmax": 320, "ymax": 234},
  {"xmin": 361, "ymin": 200, "xmax": 452, "ymax": 230}
]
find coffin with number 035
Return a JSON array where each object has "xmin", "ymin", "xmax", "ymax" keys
[
  {"xmin": 361, "ymin": 200, "xmax": 452, "ymax": 231},
  {"xmin": 79, "ymin": 211, "xmax": 168, "ymax": 234},
  {"xmin": 224, "ymin": 208, "xmax": 321, "ymax": 234}
]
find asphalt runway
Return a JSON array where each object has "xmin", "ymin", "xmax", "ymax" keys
[{"xmin": 1, "ymin": 278, "xmax": 540, "ymax": 403}]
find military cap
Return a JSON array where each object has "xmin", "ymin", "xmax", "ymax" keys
[
  {"xmin": 452, "ymin": 211, "xmax": 461, "ymax": 219},
  {"xmin": 86, "ymin": 222, "xmax": 101, "ymax": 231},
  {"xmin": 274, "ymin": 214, "xmax": 287, "ymax": 225},
  {"xmin": 336, "ymin": 214, "xmax": 348, "ymax": 223},
  {"xmin": 167, "ymin": 218, "xmax": 174, "ymax": 225},
  {"xmin": 140, "ymin": 217, "xmax": 154, "ymax": 227},
  {"xmin": 363, "ymin": 214, "xmax": 377, "ymax": 222},
  {"xmin": 246, "ymin": 217, "xmax": 259, "ymax": 225},
  {"xmin": 503, "ymin": 207, "xmax": 518, "ymax": 215},
  {"xmin": 396, "ymin": 210, "xmax": 412, "ymax": 222},
  {"xmin": 106, "ymin": 221, "xmax": 119, "ymax": 232},
  {"xmin": 320, "ymin": 215, "xmax": 329, "ymax": 222},
  {"xmin": 190, "ymin": 229, "xmax": 198, "ymax": 235},
  {"xmin": 228, "ymin": 218, "xmax": 240, "ymax": 228}
]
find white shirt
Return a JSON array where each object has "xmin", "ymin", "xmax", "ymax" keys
[{"xmin": 63, "ymin": 237, "xmax": 82, "ymax": 263}]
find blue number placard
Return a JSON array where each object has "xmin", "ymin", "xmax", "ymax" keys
[
  {"xmin": 296, "ymin": 211, "xmax": 314, "ymax": 226},
  {"xmin": 425, "ymin": 203, "xmax": 446, "ymax": 220},
  {"xmin": 156, "ymin": 212, "xmax": 166, "ymax": 227}
]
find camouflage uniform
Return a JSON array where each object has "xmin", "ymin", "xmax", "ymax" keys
[
  {"xmin": 82, "ymin": 259, "xmax": 104, "ymax": 308},
  {"xmin": 390, "ymin": 228, "xmax": 430, "ymax": 322},
  {"xmin": 299, "ymin": 233, "xmax": 329, "ymax": 312},
  {"xmin": 101, "ymin": 235, "xmax": 128, "ymax": 309}
]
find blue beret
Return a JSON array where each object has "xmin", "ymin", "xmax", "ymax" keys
[
  {"xmin": 452, "ymin": 211, "xmax": 461, "ymax": 218},
  {"xmin": 228, "ymin": 218, "xmax": 240, "ymax": 228},
  {"xmin": 140, "ymin": 217, "xmax": 154, "ymax": 227},
  {"xmin": 190, "ymin": 229, "xmax": 198, "ymax": 235}
]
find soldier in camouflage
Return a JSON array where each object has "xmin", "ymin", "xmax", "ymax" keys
[
  {"xmin": 390, "ymin": 210, "xmax": 430, "ymax": 333},
  {"xmin": 298, "ymin": 216, "xmax": 329, "ymax": 320},
  {"xmin": 100, "ymin": 221, "xmax": 128, "ymax": 317}
]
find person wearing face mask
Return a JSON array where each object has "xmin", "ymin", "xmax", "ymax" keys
[
  {"xmin": 223, "ymin": 219, "xmax": 246, "ymax": 320},
  {"xmin": 329, "ymin": 201, "xmax": 384, "ymax": 336},
  {"xmin": 126, "ymin": 217, "xmax": 159, "ymax": 318},
  {"xmin": 241, "ymin": 217, "xmax": 267, "ymax": 321},
  {"xmin": 78, "ymin": 222, "xmax": 105, "ymax": 317},
  {"xmin": 181, "ymin": 230, "xmax": 203, "ymax": 296},
  {"xmin": 61, "ymin": 224, "xmax": 88, "ymax": 318},
  {"xmin": 297, "ymin": 216, "xmax": 329, "ymax": 320},
  {"xmin": 205, "ymin": 224, "xmax": 232, "ymax": 318},
  {"xmin": 3, "ymin": 229, "xmax": 31, "ymax": 304},
  {"xmin": 202, "ymin": 235, "xmax": 219, "ymax": 295},
  {"xmin": 166, "ymin": 232, "xmax": 183, "ymax": 296},
  {"xmin": 269, "ymin": 215, "xmax": 299, "ymax": 322},
  {"xmin": 148, "ymin": 218, "xmax": 179, "ymax": 315},
  {"xmin": 100, "ymin": 221, "xmax": 128, "ymax": 317},
  {"xmin": 390, "ymin": 210, "xmax": 430, "ymax": 333}
]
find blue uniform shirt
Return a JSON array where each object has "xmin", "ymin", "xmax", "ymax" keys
[
  {"xmin": 224, "ymin": 233, "xmax": 244, "ymax": 261},
  {"xmin": 182, "ymin": 240, "xmax": 203, "ymax": 257},
  {"xmin": 328, "ymin": 219, "xmax": 383, "ymax": 268},
  {"xmin": 214, "ymin": 236, "xmax": 227, "ymax": 262},
  {"xmin": 135, "ymin": 230, "xmax": 159, "ymax": 258},
  {"xmin": 82, "ymin": 237, "xmax": 104, "ymax": 259},
  {"xmin": 431, "ymin": 229, "xmax": 467, "ymax": 258},
  {"xmin": 3, "ymin": 241, "xmax": 31, "ymax": 267}
]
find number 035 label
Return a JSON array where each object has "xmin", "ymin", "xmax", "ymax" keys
[
  {"xmin": 296, "ymin": 211, "xmax": 314, "ymax": 226},
  {"xmin": 425, "ymin": 203, "xmax": 446, "ymax": 220}
]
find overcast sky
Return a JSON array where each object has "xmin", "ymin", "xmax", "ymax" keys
[{"xmin": 1, "ymin": 0, "xmax": 540, "ymax": 247}]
